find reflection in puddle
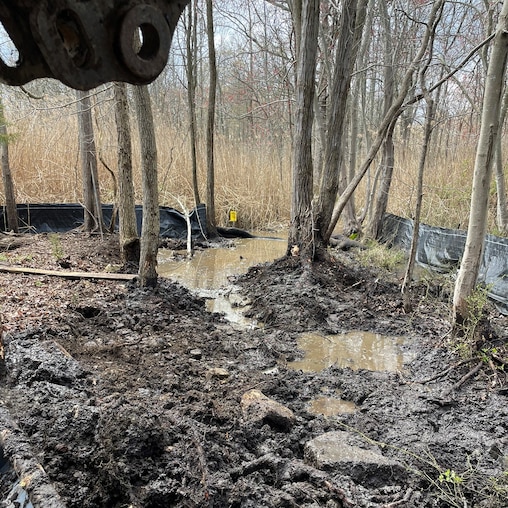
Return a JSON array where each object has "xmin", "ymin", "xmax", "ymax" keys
[
  {"xmin": 309, "ymin": 396, "xmax": 357, "ymax": 416},
  {"xmin": 288, "ymin": 331, "xmax": 413, "ymax": 372},
  {"xmin": 158, "ymin": 235, "xmax": 286, "ymax": 325},
  {"xmin": 158, "ymin": 235, "xmax": 286, "ymax": 290}
]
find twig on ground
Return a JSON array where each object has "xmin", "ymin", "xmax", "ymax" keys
[
  {"xmin": 442, "ymin": 361, "xmax": 483, "ymax": 397},
  {"xmin": 383, "ymin": 487, "xmax": 414, "ymax": 507},
  {"xmin": 168, "ymin": 413, "xmax": 210, "ymax": 504},
  {"xmin": 323, "ymin": 480, "xmax": 356, "ymax": 507},
  {"xmin": 416, "ymin": 358, "xmax": 476, "ymax": 384},
  {"xmin": 0, "ymin": 264, "xmax": 136, "ymax": 281}
]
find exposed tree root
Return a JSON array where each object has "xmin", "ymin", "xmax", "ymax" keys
[
  {"xmin": 442, "ymin": 361, "xmax": 484, "ymax": 397},
  {"xmin": 416, "ymin": 358, "xmax": 477, "ymax": 384}
]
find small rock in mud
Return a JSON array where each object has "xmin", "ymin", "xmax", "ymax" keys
[{"xmin": 240, "ymin": 389, "xmax": 296, "ymax": 431}]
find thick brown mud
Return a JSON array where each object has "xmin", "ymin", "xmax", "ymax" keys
[{"xmin": 1, "ymin": 232, "xmax": 507, "ymax": 507}]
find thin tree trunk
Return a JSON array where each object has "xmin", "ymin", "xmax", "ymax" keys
[
  {"xmin": 365, "ymin": 122, "xmax": 395, "ymax": 239},
  {"xmin": 453, "ymin": 0, "xmax": 508, "ymax": 326},
  {"xmin": 186, "ymin": 0, "xmax": 201, "ymax": 206},
  {"xmin": 314, "ymin": 0, "xmax": 367, "ymax": 244},
  {"xmin": 342, "ymin": 100, "xmax": 360, "ymax": 235},
  {"xmin": 113, "ymin": 82, "xmax": 140, "ymax": 265},
  {"xmin": 76, "ymin": 90, "xmax": 103, "ymax": 233},
  {"xmin": 325, "ymin": 0, "xmax": 445, "ymax": 241},
  {"xmin": 0, "ymin": 96, "xmax": 17, "ymax": 233},
  {"xmin": 133, "ymin": 85, "xmax": 159, "ymax": 287},
  {"xmin": 365, "ymin": 0, "xmax": 395, "ymax": 240},
  {"xmin": 494, "ymin": 82, "xmax": 508, "ymax": 234},
  {"xmin": 402, "ymin": 97, "xmax": 435, "ymax": 312},
  {"xmin": 205, "ymin": 0, "xmax": 218, "ymax": 237},
  {"xmin": 287, "ymin": 0, "xmax": 320, "ymax": 260}
]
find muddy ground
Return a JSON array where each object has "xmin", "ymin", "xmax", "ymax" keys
[{"xmin": 0, "ymin": 231, "xmax": 507, "ymax": 508}]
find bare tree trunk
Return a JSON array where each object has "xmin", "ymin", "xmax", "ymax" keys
[
  {"xmin": 365, "ymin": 122, "xmax": 395, "ymax": 239},
  {"xmin": 287, "ymin": 0, "xmax": 320, "ymax": 260},
  {"xmin": 114, "ymin": 82, "xmax": 140, "ymax": 265},
  {"xmin": 314, "ymin": 0, "xmax": 367, "ymax": 245},
  {"xmin": 186, "ymin": 0, "xmax": 201, "ymax": 206},
  {"xmin": 324, "ymin": 0, "xmax": 446, "ymax": 241},
  {"xmin": 365, "ymin": 0, "xmax": 395, "ymax": 240},
  {"xmin": 205, "ymin": 0, "xmax": 218, "ymax": 237},
  {"xmin": 494, "ymin": 82, "xmax": 508, "ymax": 234},
  {"xmin": 453, "ymin": 0, "xmax": 508, "ymax": 327},
  {"xmin": 402, "ymin": 97, "xmax": 435, "ymax": 312},
  {"xmin": 342, "ymin": 100, "xmax": 360, "ymax": 236},
  {"xmin": 133, "ymin": 85, "xmax": 159, "ymax": 287},
  {"xmin": 76, "ymin": 90, "xmax": 103, "ymax": 233},
  {"xmin": 0, "ymin": 95, "xmax": 17, "ymax": 233},
  {"xmin": 290, "ymin": 0, "xmax": 303, "ymax": 59}
]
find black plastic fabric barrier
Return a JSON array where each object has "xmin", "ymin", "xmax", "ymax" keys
[
  {"xmin": 382, "ymin": 213, "xmax": 508, "ymax": 312},
  {"xmin": 0, "ymin": 203, "xmax": 207, "ymax": 240}
]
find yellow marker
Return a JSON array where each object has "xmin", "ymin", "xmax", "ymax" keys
[{"xmin": 229, "ymin": 210, "xmax": 237, "ymax": 222}]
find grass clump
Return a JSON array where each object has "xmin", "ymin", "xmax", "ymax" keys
[
  {"xmin": 450, "ymin": 284, "xmax": 491, "ymax": 359},
  {"xmin": 357, "ymin": 241, "xmax": 406, "ymax": 272},
  {"xmin": 48, "ymin": 233, "xmax": 65, "ymax": 260}
]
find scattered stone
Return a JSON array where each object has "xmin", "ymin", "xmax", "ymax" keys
[
  {"xmin": 189, "ymin": 348, "xmax": 202, "ymax": 359},
  {"xmin": 240, "ymin": 389, "xmax": 295, "ymax": 431},
  {"xmin": 304, "ymin": 431, "xmax": 406, "ymax": 487},
  {"xmin": 206, "ymin": 367, "xmax": 230, "ymax": 380}
]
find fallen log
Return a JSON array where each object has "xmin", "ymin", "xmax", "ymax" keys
[
  {"xmin": 0, "ymin": 263, "xmax": 137, "ymax": 281},
  {"xmin": 329, "ymin": 235, "xmax": 367, "ymax": 251},
  {"xmin": 0, "ymin": 408, "xmax": 66, "ymax": 508}
]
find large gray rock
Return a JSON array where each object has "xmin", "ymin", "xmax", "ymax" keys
[{"xmin": 304, "ymin": 431, "xmax": 406, "ymax": 487}]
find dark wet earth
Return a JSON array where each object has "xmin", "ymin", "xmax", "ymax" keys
[{"xmin": 1, "ymin": 233, "xmax": 508, "ymax": 507}]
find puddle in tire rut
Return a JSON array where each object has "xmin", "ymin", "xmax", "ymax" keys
[
  {"xmin": 288, "ymin": 330, "xmax": 414, "ymax": 373},
  {"xmin": 158, "ymin": 234, "xmax": 286, "ymax": 327},
  {"xmin": 288, "ymin": 331, "xmax": 414, "ymax": 416}
]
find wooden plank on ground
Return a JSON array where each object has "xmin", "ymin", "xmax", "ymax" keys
[{"xmin": 0, "ymin": 263, "xmax": 137, "ymax": 281}]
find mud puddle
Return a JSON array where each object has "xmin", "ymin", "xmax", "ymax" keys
[
  {"xmin": 158, "ymin": 234, "xmax": 286, "ymax": 326},
  {"xmin": 288, "ymin": 330, "xmax": 413, "ymax": 372},
  {"xmin": 308, "ymin": 394, "xmax": 357, "ymax": 416},
  {"xmin": 289, "ymin": 330, "xmax": 413, "ymax": 417}
]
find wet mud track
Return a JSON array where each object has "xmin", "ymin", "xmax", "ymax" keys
[{"xmin": 1, "ymin": 233, "xmax": 507, "ymax": 507}]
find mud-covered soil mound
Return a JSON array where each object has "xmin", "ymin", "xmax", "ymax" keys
[{"xmin": 1, "ymin": 232, "xmax": 507, "ymax": 508}]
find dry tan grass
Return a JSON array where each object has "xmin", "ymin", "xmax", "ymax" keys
[{"xmin": 3, "ymin": 95, "xmax": 502, "ymax": 233}]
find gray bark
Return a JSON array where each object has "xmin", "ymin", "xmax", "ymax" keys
[
  {"xmin": 314, "ymin": 0, "xmax": 367, "ymax": 245},
  {"xmin": 186, "ymin": 0, "xmax": 201, "ymax": 206},
  {"xmin": 133, "ymin": 85, "xmax": 159, "ymax": 287},
  {"xmin": 402, "ymin": 97, "xmax": 435, "ymax": 312},
  {"xmin": 0, "ymin": 95, "xmax": 17, "ymax": 232},
  {"xmin": 365, "ymin": 0, "xmax": 395, "ymax": 240},
  {"xmin": 494, "ymin": 81, "xmax": 508, "ymax": 234},
  {"xmin": 114, "ymin": 82, "xmax": 139, "ymax": 265},
  {"xmin": 206, "ymin": 0, "xmax": 218, "ymax": 236},
  {"xmin": 324, "ymin": 0, "xmax": 446, "ymax": 241},
  {"xmin": 76, "ymin": 90, "xmax": 103, "ymax": 233},
  {"xmin": 453, "ymin": 0, "xmax": 508, "ymax": 325},
  {"xmin": 287, "ymin": 0, "xmax": 320, "ymax": 260}
]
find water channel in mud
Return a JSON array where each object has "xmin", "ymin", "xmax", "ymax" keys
[
  {"xmin": 158, "ymin": 234, "xmax": 287, "ymax": 326},
  {"xmin": 158, "ymin": 236, "xmax": 415, "ymax": 417}
]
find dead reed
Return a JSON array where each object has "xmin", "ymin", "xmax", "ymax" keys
[{"xmin": 2, "ymin": 92, "xmax": 501, "ymax": 234}]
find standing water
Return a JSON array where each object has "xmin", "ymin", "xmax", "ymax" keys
[
  {"xmin": 288, "ymin": 331, "xmax": 414, "ymax": 372},
  {"xmin": 157, "ymin": 235, "xmax": 286, "ymax": 325}
]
